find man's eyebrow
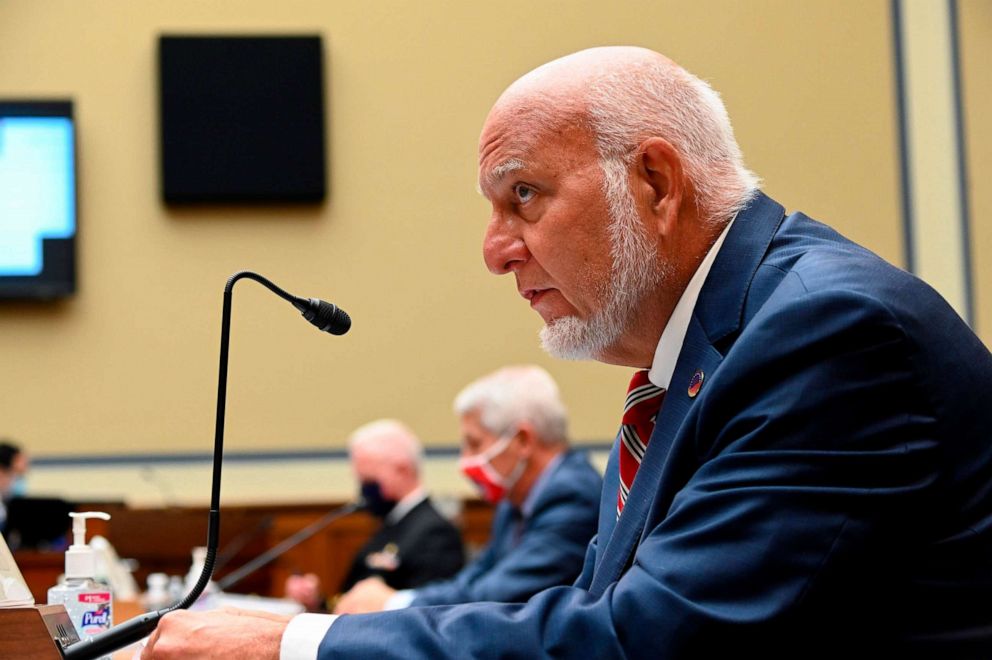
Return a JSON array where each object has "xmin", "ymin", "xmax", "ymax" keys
[{"xmin": 478, "ymin": 158, "xmax": 526, "ymax": 196}]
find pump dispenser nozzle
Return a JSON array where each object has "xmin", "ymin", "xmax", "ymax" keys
[{"xmin": 66, "ymin": 512, "xmax": 111, "ymax": 579}]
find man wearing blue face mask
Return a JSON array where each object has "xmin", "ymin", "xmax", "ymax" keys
[
  {"xmin": 0, "ymin": 441, "xmax": 29, "ymax": 535},
  {"xmin": 286, "ymin": 420, "xmax": 464, "ymax": 611},
  {"xmin": 334, "ymin": 366, "xmax": 601, "ymax": 614}
]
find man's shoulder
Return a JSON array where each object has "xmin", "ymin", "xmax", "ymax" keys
[
  {"xmin": 763, "ymin": 212, "xmax": 912, "ymax": 294},
  {"xmin": 539, "ymin": 450, "xmax": 603, "ymax": 507},
  {"xmin": 746, "ymin": 210, "xmax": 960, "ymax": 339},
  {"xmin": 713, "ymin": 207, "xmax": 992, "ymax": 437},
  {"xmin": 554, "ymin": 448, "xmax": 601, "ymax": 480},
  {"xmin": 395, "ymin": 497, "xmax": 459, "ymax": 535}
]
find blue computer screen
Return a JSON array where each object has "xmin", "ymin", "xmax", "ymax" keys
[{"xmin": 0, "ymin": 101, "xmax": 76, "ymax": 298}]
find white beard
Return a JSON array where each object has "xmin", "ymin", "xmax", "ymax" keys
[
  {"xmin": 540, "ymin": 164, "xmax": 664, "ymax": 361},
  {"xmin": 540, "ymin": 314, "xmax": 616, "ymax": 361}
]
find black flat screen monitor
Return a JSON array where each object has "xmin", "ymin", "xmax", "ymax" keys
[
  {"xmin": 0, "ymin": 101, "xmax": 77, "ymax": 300},
  {"xmin": 159, "ymin": 35, "xmax": 326, "ymax": 204}
]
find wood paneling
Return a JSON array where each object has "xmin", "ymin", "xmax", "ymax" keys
[{"xmin": 17, "ymin": 500, "xmax": 495, "ymax": 602}]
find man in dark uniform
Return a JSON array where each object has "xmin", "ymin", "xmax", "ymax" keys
[{"xmin": 286, "ymin": 420, "xmax": 464, "ymax": 610}]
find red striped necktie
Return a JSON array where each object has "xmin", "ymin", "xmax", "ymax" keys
[{"xmin": 617, "ymin": 370, "xmax": 666, "ymax": 517}]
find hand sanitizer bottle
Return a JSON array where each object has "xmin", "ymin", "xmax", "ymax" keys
[
  {"xmin": 48, "ymin": 512, "xmax": 114, "ymax": 660},
  {"xmin": 143, "ymin": 572, "xmax": 171, "ymax": 612}
]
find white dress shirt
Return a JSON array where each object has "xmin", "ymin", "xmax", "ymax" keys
[{"xmin": 647, "ymin": 216, "xmax": 734, "ymax": 388}]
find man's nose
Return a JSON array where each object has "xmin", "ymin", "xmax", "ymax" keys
[{"xmin": 483, "ymin": 217, "xmax": 528, "ymax": 275}]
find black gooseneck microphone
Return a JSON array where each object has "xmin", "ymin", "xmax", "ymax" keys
[{"xmin": 61, "ymin": 271, "xmax": 350, "ymax": 660}]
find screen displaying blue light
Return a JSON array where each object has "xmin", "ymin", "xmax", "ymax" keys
[{"xmin": 0, "ymin": 116, "xmax": 76, "ymax": 276}]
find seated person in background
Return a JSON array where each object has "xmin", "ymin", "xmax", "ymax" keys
[
  {"xmin": 334, "ymin": 365, "xmax": 602, "ymax": 613},
  {"xmin": 286, "ymin": 420, "xmax": 464, "ymax": 610},
  {"xmin": 0, "ymin": 441, "xmax": 29, "ymax": 533}
]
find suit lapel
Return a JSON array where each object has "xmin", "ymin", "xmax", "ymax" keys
[
  {"xmin": 637, "ymin": 321, "xmax": 723, "ymax": 536},
  {"xmin": 589, "ymin": 321, "xmax": 722, "ymax": 594},
  {"xmin": 588, "ymin": 192, "xmax": 786, "ymax": 596}
]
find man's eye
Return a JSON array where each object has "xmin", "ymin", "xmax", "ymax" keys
[{"xmin": 513, "ymin": 184, "xmax": 535, "ymax": 203}]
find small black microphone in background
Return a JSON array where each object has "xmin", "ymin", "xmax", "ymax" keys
[
  {"xmin": 211, "ymin": 515, "xmax": 275, "ymax": 575},
  {"xmin": 217, "ymin": 500, "xmax": 363, "ymax": 592},
  {"xmin": 62, "ymin": 272, "xmax": 350, "ymax": 660}
]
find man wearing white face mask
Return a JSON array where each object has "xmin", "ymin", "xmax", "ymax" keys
[{"xmin": 334, "ymin": 365, "xmax": 601, "ymax": 614}]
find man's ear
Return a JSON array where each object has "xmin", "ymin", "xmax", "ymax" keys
[
  {"xmin": 514, "ymin": 422, "xmax": 539, "ymax": 458},
  {"xmin": 634, "ymin": 137, "xmax": 685, "ymax": 236}
]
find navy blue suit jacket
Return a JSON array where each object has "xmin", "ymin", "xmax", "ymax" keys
[
  {"xmin": 410, "ymin": 449, "xmax": 601, "ymax": 606},
  {"xmin": 320, "ymin": 193, "xmax": 992, "ymax": 657}
]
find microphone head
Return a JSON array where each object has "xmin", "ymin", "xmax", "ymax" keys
[{"xmin": 297, "ymin": 298, "xmax": 351, "ymax": 335}]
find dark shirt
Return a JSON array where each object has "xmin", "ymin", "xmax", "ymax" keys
[{"xmin": 340, "ymin": 496, "xmax": 464, "ymax": 592}]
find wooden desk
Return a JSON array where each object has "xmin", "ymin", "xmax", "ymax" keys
[
  {"xmin": 12, "ymin": 498, "xmax": 495, "ymax": 657},
  {"xmin": 110, "ymin": 599, "xmax": 144, "ymax": 660},
  {"xmin": 15, "ymin": 499, "xmax": 495, "ymax": 604},
  {"xmin": 0, "ymin": 607, "xmax": 66, "ymax": 660},
  {"xmin": 101, "ymin": 499, "xmax": 494, "ymax": 598}
]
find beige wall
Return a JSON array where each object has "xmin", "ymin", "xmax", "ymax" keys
[
  {"xmin": 961, "ymin": 0, "xmax": 992, "ymax": 344},
  {"xmin": 1, "ymin": 0, "xmax": 909, "ymax": 472}
]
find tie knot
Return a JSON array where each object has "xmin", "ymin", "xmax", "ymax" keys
[
  {"xmin": 626, "ymin": 369, "xmax": 653, "ymax": 395},
  {"xmin": 624, "ymin": 370, "xmax": 665, "ymax": 424}
]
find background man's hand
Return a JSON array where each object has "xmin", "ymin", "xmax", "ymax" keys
[
  {"xmin": 285, "ymin": 572, "xmax": 324, "ymax": 611},
  {"xmin": 333, "ymin": 576, "xmax": 396, "ymax": 614},
  {"xmin": 139, "ymin": 608, "xmax": 290, "ymax": 660}
]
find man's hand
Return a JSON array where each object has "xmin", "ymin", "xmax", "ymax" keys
[
  {"xmin": 140, "ymin": 608, "xmax": 290, "ymax": 660},
  {"xmin": 285, "ymin": 572, "xmax": 324, "ymax": 611},
  {"xmin": 333, "ymin": 577, "xmax": 396, "ymax": 614}
]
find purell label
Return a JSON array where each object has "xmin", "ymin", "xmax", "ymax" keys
[
  {"xmin": 81, "ymin": 605, "xmax": 111, "ymax": 627},
  {"xmin": 77, "ymin": 591, "xmax": 112, "ymax": 632},
  {"xmin": 79, "ymin": 592, "xmax": 111, "ymax": 604}
]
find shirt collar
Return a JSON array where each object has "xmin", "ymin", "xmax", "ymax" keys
[
  {"xmin": 385, "ymin": 487, "xmax": 427, "ymax": 525},
  {"xmin": 648, "ymin": 215, "xmax": 736, "ymax": 389}
]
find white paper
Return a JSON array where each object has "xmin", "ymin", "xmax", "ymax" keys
[{"xmin": 0, "ymin": 533, "xmax": 35, "ymax": 607}]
